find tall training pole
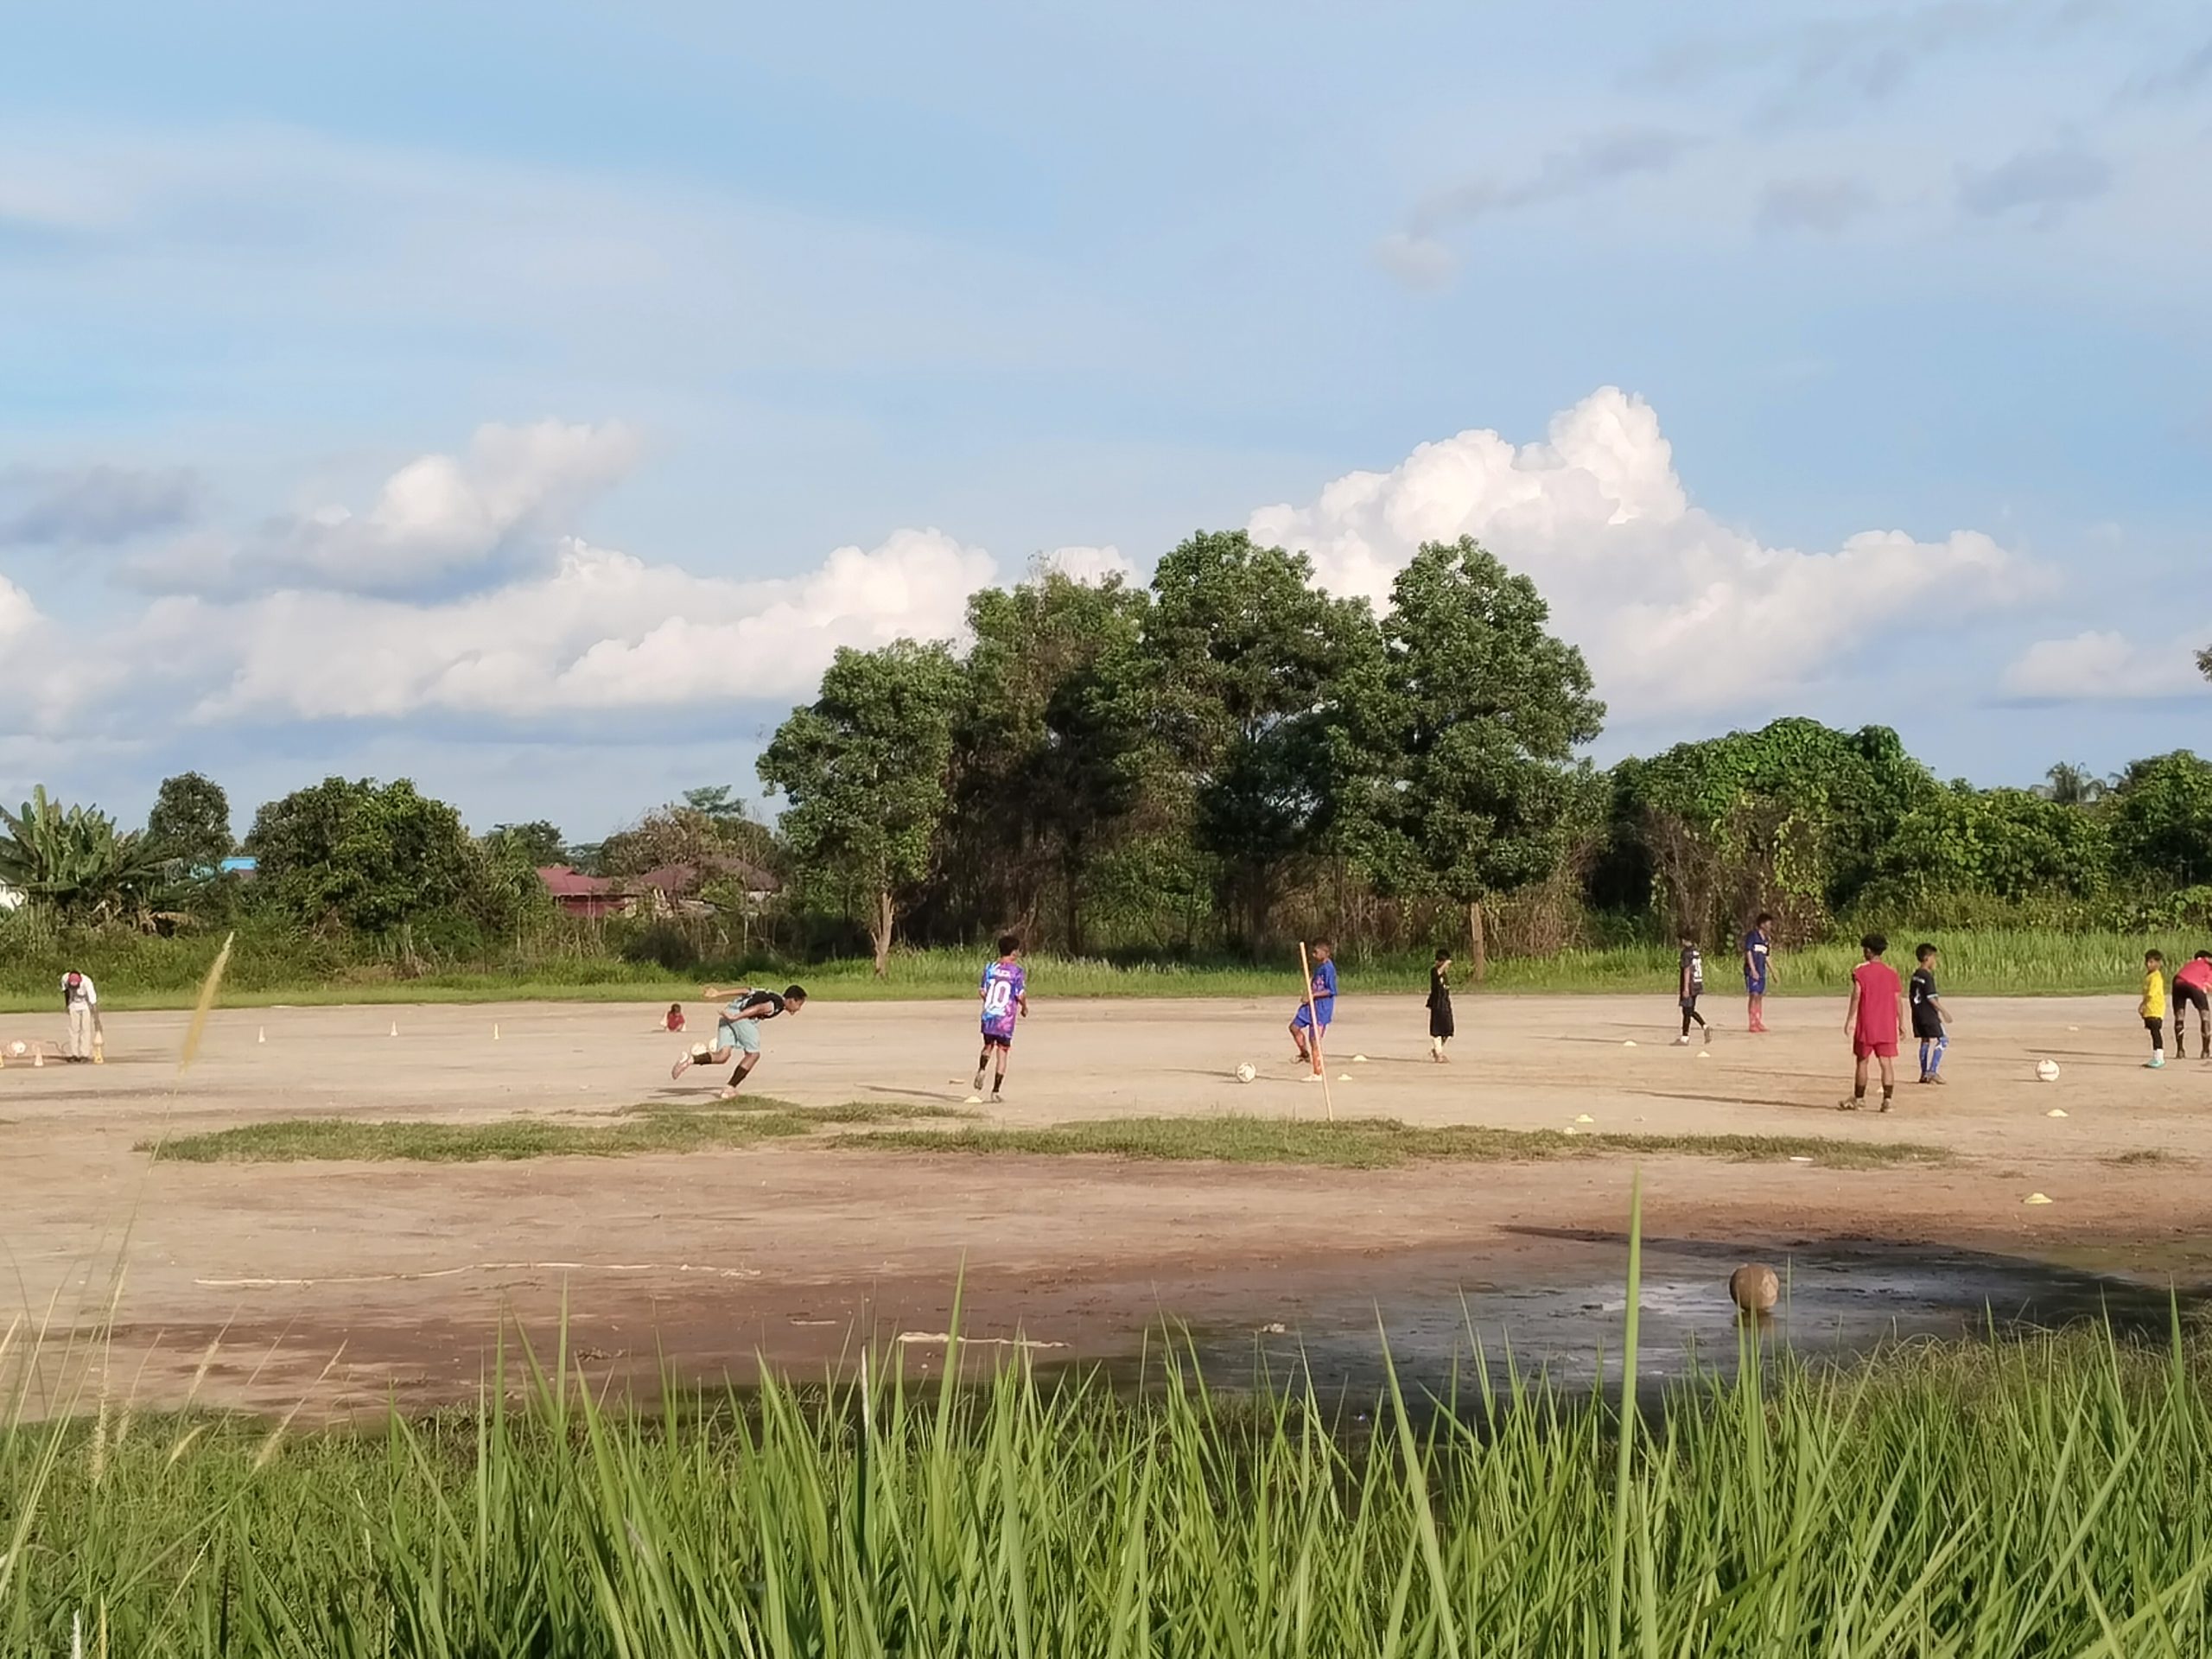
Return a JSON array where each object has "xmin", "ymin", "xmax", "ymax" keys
[{"xmin": 1298, "ymin": 941, "xmax": 1334, "ymax": 1122}]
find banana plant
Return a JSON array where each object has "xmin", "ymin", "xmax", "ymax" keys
[{"xmin": 0, "ymin": 785, "xmax": 170, "ymax": 923}]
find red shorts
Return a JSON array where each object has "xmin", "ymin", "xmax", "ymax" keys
[{"xmin": 1853, "ymin": 1034, "xmax": 1898, "ymax": 1059}]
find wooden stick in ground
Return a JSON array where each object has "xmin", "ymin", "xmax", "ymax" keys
[{"xmin": 1298, "ymin": 941, "xmax": 1334, "ymax": 1122}]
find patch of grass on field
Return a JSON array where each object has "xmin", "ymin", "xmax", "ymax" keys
[
  {"xmin": 2107, "ymin": 1147, "xmax": 2194, "ymax": 1166},
  {"xmin": 622, "ymin": 1097, "xmax": 978, "ymax": 1123},
  {"xmin": 831, "ymin": 1115, "xmax": 1944, "ymax": 1171},
  {"xmin": 142, "ymin": 1097, "xmax": 981, "ymax": 1162},
  {"xmin": 142, "ymin": 1112, "xmax": 815, "ymax": 1164}
]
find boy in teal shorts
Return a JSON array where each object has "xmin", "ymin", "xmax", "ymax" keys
[{"xmin": 671, "ymin": 982, "xmax": 808, "ymax": 1096}]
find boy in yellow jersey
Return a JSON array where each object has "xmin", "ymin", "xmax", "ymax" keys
[{"xmin": 2141, "ymin": 950, "xmax": 2168, "ymax": 1070}]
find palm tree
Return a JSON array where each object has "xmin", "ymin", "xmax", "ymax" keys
[
  {"xmin": 0, "ymin": 787, "xmax": 170, "ymax": 923},
  {"xmin": 2038, "ymin": 763, "xmax": 2110, "ymax": 807}
]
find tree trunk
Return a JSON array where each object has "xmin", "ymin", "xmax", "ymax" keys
[
  {"xmin": 1468, "ymin": 899, "xmax": 1488, "ymax": 982},
  {"xmin": 871, "ymin": 887, "xmax": 896, "ymax": 978}
]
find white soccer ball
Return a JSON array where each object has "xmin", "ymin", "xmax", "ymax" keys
[
  {"xmin": 1235, "ymin": 1062, "xmax": 1257, "ymax": 1084},
  {"xmin": 6, "ymin": 1040, "xmax": 23, "ymax": 1058},
  {"xmin": 2037, "ymin": 1059, "xmax": 2061, "ymax": 1084}
]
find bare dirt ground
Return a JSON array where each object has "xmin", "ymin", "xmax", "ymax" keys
[{"xmin": 3, "ymin": 991, "xmax": 2208, "ymax": 1415}]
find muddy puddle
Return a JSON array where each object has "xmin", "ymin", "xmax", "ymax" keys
[{"xmin": 1164, "ymin": 1230, "xmax": 2208, "ymax": 1400}]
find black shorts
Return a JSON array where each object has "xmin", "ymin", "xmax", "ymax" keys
[
  {"xmin": 2177, "ymin": 984, "xmax": 2209, "ymax": 1014},
  {"xmin": 981, "ymin": 1030, "xmax": 1013, "ymax": 1051}
]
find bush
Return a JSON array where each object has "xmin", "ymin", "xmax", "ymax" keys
[{"xmin": 620, "ymin": 920, "xmax": 701, "ymax": 974}]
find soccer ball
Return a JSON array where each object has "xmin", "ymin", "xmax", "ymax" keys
[
  {"xmin": 5, "ymin": 1040, "xmax": 23, "ymax": 1058},
  {"xmin": 2037, "ymin": 1059, "xmax": 2061, "ymax": 1083},
  {"xmin": 1235, "ymin": 1062, "xmax": 1257, "ymax": 1084}
]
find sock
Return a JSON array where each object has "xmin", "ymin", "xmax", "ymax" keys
[
  {"xmin": 1917, "ymin": 1039, "xmax": 1930, "ymax": 1076},
  {"xmin": 1882, "ymin": 1084, "xmax": 1894, "ymax": 1104},
  {"xmin": 993, "ymin": 1071, "xmax": 1005, "ymax": 1094},
  {"xmin": 1929, "ymin": 1038, "xmax": 1946, "ymax": 1077},
  {"xmin": 1853, "ymin": 1082, "xmax": 1866, "ymax": 1101}
]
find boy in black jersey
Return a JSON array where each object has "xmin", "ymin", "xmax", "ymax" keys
[
  {"xmin": 671, "ymin": 982, "xmax": 808, "ymax": 1096},
  {"xmin": 1910, "ymin": 944, "xmax": 1948, "ymax": 1084}
]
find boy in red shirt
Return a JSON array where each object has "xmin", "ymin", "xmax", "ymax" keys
[
  {"xmin": 1840, "ymin": 933, "xmax": 1904, "ymax": 1112},
  {"xmin": 2174, "ymin": 951, "xmax": 2212, "ymax": 1061}
]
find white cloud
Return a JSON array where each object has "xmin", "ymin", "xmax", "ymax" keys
[
  {"xmin": 134, "ymin": 421, "xmax": 638, "ymax": 597},
  {"xmin": 2003, "ymin": 629, "xmax": 2209, "ymax": 701},
  {"xmin": 186, "ymin": 528, "xmax": 995, "ymax": 721},
  {"xmin": 1, "ymin": 389, "xmax": 2051, "ymax": 751},
  {"xmin": 0, "ymin": 574, "xmax": 35, "ymax": 642},
  {"xmin": 1249, "ymin": 386, "xmax": 2028, "ymax": 715}
]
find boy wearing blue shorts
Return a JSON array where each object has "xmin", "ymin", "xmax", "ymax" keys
[
  {"xmin": 1290, "ymin": 940, "xmax": 1337, "ymax": 1066},
  {"xmin": 671, "ymin": 982, "xmax": 807, "ymax": 1097}
]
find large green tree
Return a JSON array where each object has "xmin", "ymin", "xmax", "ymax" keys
[
  {"xmin": 1141, "ymin": 531, "xmax": 1379, "ymax": 947},
  {"xmin": 245, "ymin": 777, "xmax": 481, "ymax": 934},
  {"xmin": 1618, "ymin": 719, "xmax": 1936, "ymax": 943},
  {"xmin": 145, "ymin": 772, "xmax": 233, "ymax": 874},
  {"xmin": 2110, "ymin": 751, "xmax": 2212, "ymax": 887},
  {"xmin": 1332, "ymin": 537, "xmax": 1604, "ymax": 976},
  {"xmin": 944, "ymin": 569, "xmax": 1150, "ymax": 951},
  {"xmin": 1871, "ymin": 785, "xmax": 2112, "ymax": 908},
  {"xmin": 759, "ymin": 640, "xmax": 965, "ymax": 975}
]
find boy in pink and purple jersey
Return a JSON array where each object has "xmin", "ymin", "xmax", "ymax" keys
[{"xmin": 974, "ymin": 933, "xmax": 1028, "ymax": 1102}]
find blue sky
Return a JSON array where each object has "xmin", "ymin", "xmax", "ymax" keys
[{"xmin": 2, "ymin": 0, "xmax": 2207, "ymax": 840}]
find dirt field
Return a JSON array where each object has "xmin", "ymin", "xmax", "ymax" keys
[{"xmin": 3, "ymin": 991, "xmax": 2209, "ymax": 1415}]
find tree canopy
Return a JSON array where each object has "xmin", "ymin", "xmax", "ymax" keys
[
  {"xmin": 759, "ymin": 640, "xmax": 966, "ymax": 974},
  {"xmin": 146, "ymin": 772, "xmax": 234, "ymax": 874}
]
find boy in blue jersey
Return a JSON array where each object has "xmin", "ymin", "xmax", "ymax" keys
[
  {"xmin": 1290, "ymin": 940, "xmax": 1337, "ymax": 1066},
  {"xmin": 974, "ymin": 933, "xmax": 1028, "ymax": 1102}
]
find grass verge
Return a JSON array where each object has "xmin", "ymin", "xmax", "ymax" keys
[
  {"xmin": 832, "ymin": 1115, "xmax": 1945, "ymax": 1169},
  {"xmin": 14, "ymin": 926, "xmax": 2212, "ymax": 1011}
]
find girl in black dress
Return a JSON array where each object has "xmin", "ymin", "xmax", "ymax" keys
[{"xmin": 1427, "ymin": 948, "xmax": 1455, "ymax": 1061}]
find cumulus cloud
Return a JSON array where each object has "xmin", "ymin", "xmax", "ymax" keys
[
  {"xmin": 1957, "ymin": 144, "xmax": 2113, "ymax": 224},
  {"xmin": 1248, "ymin": 386, "xmax": 2029, "ymax": 716},
  {"xmin": 2002, "ymin": 629, "xmax": 2210, "ymax": 700},
  {"xmin": 133, "ymin": 420, "xmax": 639, "ymax": 598},
  {"xmin": 186, "ymin": 527, "xmax": 995, "ymax": 721},
  {"xmin": 0, "ymin": 463, "xmax": 203, "ymax": 546}
]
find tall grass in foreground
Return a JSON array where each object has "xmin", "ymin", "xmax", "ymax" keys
[{"xmin": 10, "ymin": 1307, "xmax": 2212, "ymax": 1652}]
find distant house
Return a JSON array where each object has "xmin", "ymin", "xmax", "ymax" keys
[
  {"xmin": 536, "ymin": 861, "xmax": 781, "ymax": 920},
  {"xmin": 219, "ymin": 856, "xmax": 258, "ymax": 877},
  {"xmin": 537, "ymin": 866, "xmax": 626, "ymax": 919}
]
